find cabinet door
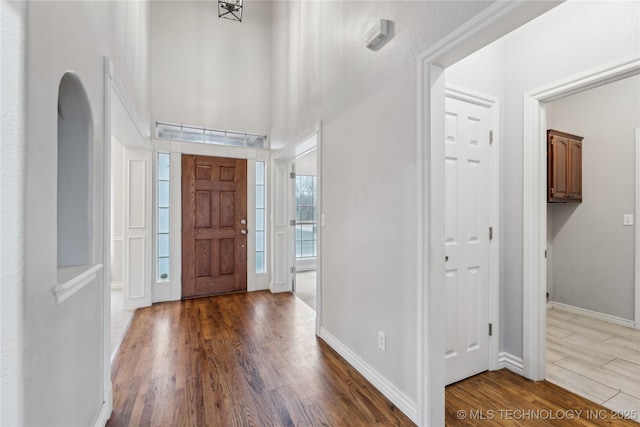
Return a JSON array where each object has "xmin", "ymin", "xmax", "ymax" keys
[
  {"xmin": 549, "ymin": 134, "xmax": 569, "ymax": 201},
  {"xmin": 568, "ymin": 138, "xmax": 582, "ymax": 201}
]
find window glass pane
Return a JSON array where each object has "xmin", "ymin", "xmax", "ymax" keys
[
  {"xmin": 157, "ymin": 152, "xmax": 171, "ymax": 282},
  {"xmin": 158, "ymin": 207, "xmax": 170, "ymax": 233},
  {"xmin": 295, "ymin": 174, "xmax": 317, "ymax": 260},
  {"xmin": 158, "ymin": 181, "xmax": 170, "ymax": 208},
  {"xmin": 255, "ymin": 161, "xmax": 266, "ymax": 274},
  {"xmin": 226, "ymin": 132, "xmax": 245, "ymax": 147},
  {"xmin": 256, "ymin": 185, "xmax": 264, "ymax": 209},
  {"xmin": 182, "ymin": 126, "xmax": 204, "ymax": 142},
  {"xmin": 255, "ymin": 231, "xmax": 264, "ymax": 252},
  {"xmin": 158, "ymin": 234, "xmax": 170, "ymax": 257},
  {"xmin": 246, "ymin": 135, "xmax": 266, "ymax": 149},
  {"xmin": 256, "ymin": 252, "xmax": 264, "ymax": 273},
  {"xmin": 204, "ymin": 130, "xmax": 225, "ymax": 145},
  {"xmin": 158, "ymin": 257, "xmax": 170, "ymax": 280},
  {"xmin": 301, "ymin": 241, "xmax": 315, "ymax": 258},
  {"xmin": 256, "ymin": 209, "xmax": 264, "ymax": 232},
  {"xmin": 256, "ymin": 162, "xmax": 265, "ymax": 185},
  {"xmin": 157, "ymin": 124, "xmax": 182, "ymax": 140},
  {"xmin": 158, "ymin": 153, "xmax": 170, "ymax": 181}
]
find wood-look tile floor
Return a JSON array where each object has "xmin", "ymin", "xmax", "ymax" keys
[
  {"xmin": 546, "ymin": 307, "xmax": 640, "ymax": 422},
  {"xmin": 107, "ymin": 291, "xmax": 413, "ymax": 426}
]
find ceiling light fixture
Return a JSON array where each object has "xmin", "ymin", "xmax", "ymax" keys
[{"xmin": 218, "ymin": 0, "xmax": 243, "ymax": 22}]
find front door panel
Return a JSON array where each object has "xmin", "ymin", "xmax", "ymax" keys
[{"xmin": 182, "ymin": 155, "xmax": 247, "ymax": 298}]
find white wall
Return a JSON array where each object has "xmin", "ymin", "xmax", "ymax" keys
[
  {"xmin": 1, "ymin": 2, "xmax": 27, "ymax": 425},
  {"xmin": 150, "ymin": 0, "xmax": 270, "ymax": 136},
  {"xmin": 437, "ymin": 0, "xmax": 639, "ymax": 359},
  {"xmin": 270, "ymin": 0, "xmax": 497, "ymax": 406},
  {"xmin": 22, "ymin": 2, "xmax": 150, "ymax": 425},
  {"xmin": 499, "ymin": 0, "xmax": 639, "ymax": 356},
  {"xmin": 295, "ymin": 149, "xmax": 316, "ymax": 176},
  {"xmin": 547, "ymin": 75, "xmax": 639, "ymax": 320},
  {"xmin": 111, "ymin": 138, "xmax": 125, "ymax": 287},
  {"xmin": 446, "ymin": 39, "xmax": 507, "ymax": 347}
]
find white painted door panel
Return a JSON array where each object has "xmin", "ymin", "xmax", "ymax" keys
[
  {"xmin": 272, "ymin": 159, "xmax": 295, "ymax": 292},
  {"xmin": 123, "ymin": 148, "xmax": 152, "ymax": 310},
  {"xmin": 444, "ymin": 96, "xmax": 491, "ymax": 385}
]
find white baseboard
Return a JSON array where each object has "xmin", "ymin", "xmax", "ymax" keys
[
  {"xmin": 498, "ymin": 352, "xmax": 524, "ymax": 375},
  {"xmin": 548, "ymin": 301, "xmax": 635, "ymax": 329},
  {"xmin": 110, "ymin": 314, "xmax": 134, "ymax": 364},
  {"xmin": 269, "ymin": 281, "xmax": 291, "ymax": 293},
  {"xmin": 319, "ymin": 327, "xmax": 417, "ymax": 424},
  {"xmin": 92, "ymin": 400, "xmax": 111, "ymax": 427}
]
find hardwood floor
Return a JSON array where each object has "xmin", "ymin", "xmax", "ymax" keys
[
  {"xmin": 446, "ymin": 369, "xmax": 639, "ymax": 426},
  {"xmin": 546, "ymin": 307, "xmax": 640, "ymax": 419},
  {"xmin": 107, "ymin": 291, "xmax": 413, "ymax": 426},
  {"xmin": 108, "ymin": 291, "xmax": 638, "ymax": 426}
]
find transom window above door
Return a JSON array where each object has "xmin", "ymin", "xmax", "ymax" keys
[{"xmin": 156, "ymin": 121, "xmax": 267, "ymax": 150}]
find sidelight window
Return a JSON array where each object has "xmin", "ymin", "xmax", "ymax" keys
[
  {"xmin": 157, "ymin": 153, "xmax": 170, "ymax": 281},
  {"xmin": 255, "ymin": 161, "xmax": 266, "ymax": 273}
]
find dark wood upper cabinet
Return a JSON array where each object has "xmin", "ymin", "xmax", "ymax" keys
[{"xmin": 547, "ymin": 129, "xmax": 583, "ymax": 203}]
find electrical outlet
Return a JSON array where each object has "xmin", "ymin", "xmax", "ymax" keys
[
  {"xmin": 378, "ymin": 331, "xmax": 386, "ymax": 351},
  {"xmin": 623, "ymin": 214, "xmax": 634, "ymax": 226}
]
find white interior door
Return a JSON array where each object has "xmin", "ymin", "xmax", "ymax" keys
[
  {"xmin": 123, "ymin": 147, "xmax": 152, "ymax": 310},
  {"xmin": 444, "ymin": 96, "xmax": 492, "ymax": 385},
  {"xmin": 272, "ymin": 159, "xmax": 296, "ymax": 292}
]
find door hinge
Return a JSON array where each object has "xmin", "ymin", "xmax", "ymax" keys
[
  {"xmin": 551, "ymin": 188, "xmax": 554, "ymax": 195},
  {"xmin": 290, "ymin": 219, "xmax": 296, "ymax": 226},
  {"xmin": 290, "ymin": 172, "xmax": 296, "ymax": 179},
  {"xmin": 489, "ymin": 226, "xmax": 493, "ymax": 240},
  {"xmin": 489, "ymin": 323, "xmax": 493, "ymax": 336},
  {"xmin": 545, "ymin": 250, "xmax": 547, "ymax": 258},
  {"xmin": 489, "ymin": 130, "xmax": 494, "ymax": 145},
  {"xmin": 290, "ymin": 266, "xmax": 296, "ymax": 273}
]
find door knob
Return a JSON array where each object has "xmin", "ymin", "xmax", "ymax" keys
[
  {"xmin": 241, "ymin": 229, "xmax": 248, "ymax": 235},
  {"xmin": 445, "ymin": 256, "xmax": 449, "ymax": 262}
]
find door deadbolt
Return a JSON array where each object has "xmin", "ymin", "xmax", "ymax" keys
[
  {"xmin": 445, "ymin": 256, "xmax": 449, "ymax": 262},
  {"xmin": 240, "ymin": 219, "xmax": 247, "ymax": 225}
]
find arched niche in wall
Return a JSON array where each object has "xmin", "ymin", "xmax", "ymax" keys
[{"xmin": 57, "ymin": 72, "xmax": 93, "ymax": 268}]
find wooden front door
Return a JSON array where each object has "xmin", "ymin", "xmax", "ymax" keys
[{"xmin": 182, "ymin": 155, "xmax": 247, "ymax": 298}]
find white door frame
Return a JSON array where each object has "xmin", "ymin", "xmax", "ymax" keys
[
  {"xmin": 151, "ymin": 140, "xmax": 271, "ymax": 302},
  {"xmin": 522, "ymin": 55, "xmax": 640, "ymax": 380},
  {"xmin": 102, "ymin": 56, "xmax": 154, "ymax": 425},
  {"xmin": 636, "ymin": 127, "xmax": 640, "ymax": 330},
  {"xmin": 416, "ymin": 2, "xmax": 563, "ymax": 425},
  {"xmin": 272, "ymin": 122, "xmax": 323, "ymax": 335},
  {"xmin": 445, "ymin": 84, "xmax": 501, "ymax": 375}
]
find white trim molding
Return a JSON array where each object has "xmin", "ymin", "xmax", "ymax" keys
[
  {"xmin": 416, "ymin": 3, "xmax": 560, "ymax": 424},
  {"xmin": 548, "ymin": 302, "xmax": 635, "ymax": 329},
  {"xmin": 92, "ymin": 399, "xmax": 111, "ymax": 427},
  {"xmin": 498, "ymin": 352, "xmax": 524, "ymax": 375},
  {"xmin": 55, "ymin": 264, "xmax": 104, "ymax": 305},
  {"xmin": 635, "ymin": 127, "xmax": 640, "ymax": 330},
  {"xmin": 319, "ymin": 328, "xmax": 418, "ymax": 424},
  {"xmin": 522, "ymin": 54, "xmax": 640, "ymax": 381}
]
